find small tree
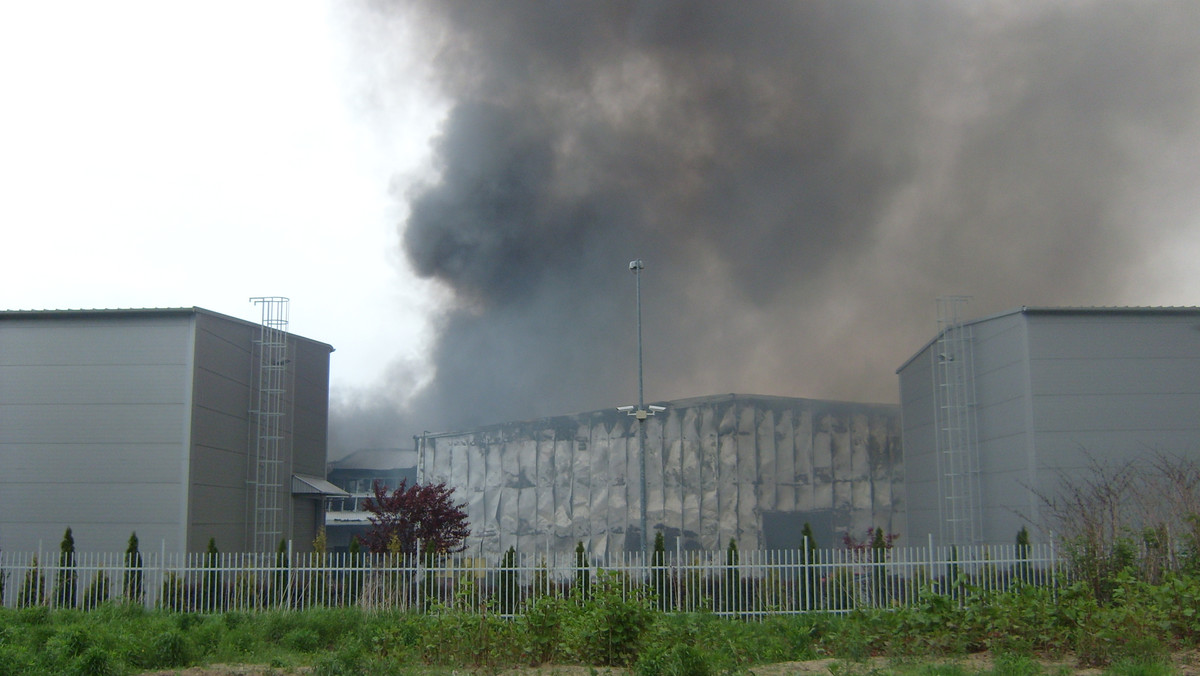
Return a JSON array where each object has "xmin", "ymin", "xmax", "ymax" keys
[
  {"xmin": 843, "ymin": 527, "xmax": 898, "ymax": 555},
  {"xmin": 81, "ymin": 571, "xmax": 111, "ymax": 610},
  {"xmin": 871, "ymin": 527, "xmax": 887, "ymax": 603},
  {"xmin": 651, "ymin": 531, "xmax": 668, "ymax": 610},
  {"xmin": 947, "ymin": 545, "xmax": 961, "ymax": 598},
  {"xmin": 800, "ymin": 522, "xmax": 819, "ymax": 609},
  {"xmin": 359, "ymin": 479, "xmax": 470, "ymax": 556},
  {"xmin": 1015, "ymin": 526, "xmax": 1031, "ymax": 584},
  {"xmin": 310, "ymin": 526, "xmax": 328, "ymax": 606},
  {"xmin": 345, "ymin": 537, "xmax": 363, "ymax": 605},
  {"xmin": 725, "ymin": 538, "xmax": 739, "ymax": 612},
  {"xmin": 123, "ymin": 532, "xmax": 144, "ymax": 603},
  {"xmin": 272, "ymin": 538, "xmax": 290, "ymax": 608},
  {"xmin": 18, "ymin": 555, "xmax": 45, "ymax": 608},
  {"xmin": 497, "ymin": 546, "xmax": 519, "ymax": 614},
  {"xmin": 54, "ymin": 527, "xmax": 77, "ymax": 608},
  {"xmin": 574, "ymin": 541, "xmax": 590, "ymax": 599},
  {"xmin": 202, "ymin": 537, "xmax": 221, "ymax": 611}
]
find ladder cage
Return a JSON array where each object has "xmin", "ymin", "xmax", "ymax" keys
[
  {"xmin": 931, "ymin": 296, "xmax": 983, "ymax": 546},
  {"xmin": 248, "ymin": 297, "xmax": 291, "ymax": 553}
]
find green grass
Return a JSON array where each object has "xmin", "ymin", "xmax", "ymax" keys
[{"xmin": 3, "ymin": 574, "xmax": 1200, "ymax": 675}]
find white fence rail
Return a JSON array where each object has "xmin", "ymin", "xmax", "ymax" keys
[{"xmin": 0, "ymin": 543, "xmax": 1062, "ymax": 615}]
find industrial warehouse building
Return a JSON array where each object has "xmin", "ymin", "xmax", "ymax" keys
[
  {"xmin": 324, "ymin": 448, "xmax": 418, "ymax": 551},
  {"xmin": 0, "ymin": 305, "xmax": 340, "ymax": 555},
  {"xmin": 899, "ymin": 305, "xmax": 1200, "ymax": 547},
  {"xmin": 416, "ymin": 394, "xmax": 902, "ymax": 559}
]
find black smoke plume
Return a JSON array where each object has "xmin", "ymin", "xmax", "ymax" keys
[{"xmin": 330, "ymin": 0, "xmax": 1200, "ymax": 454}]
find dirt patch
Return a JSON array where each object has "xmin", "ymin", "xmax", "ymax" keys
[
  {"xmin": 138, "ymin": 651, "xmax": 1200, "ymax": 675},
  {"xmin": 138, "ymin": 666, "xmax": 312, "ymax": 676},
  {"xmin": 748, "ymin": 650, "xmax": 1200, "ymax": 675}
]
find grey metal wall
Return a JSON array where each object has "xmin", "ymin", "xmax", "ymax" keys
[
  {"xmin": 0, "ymin": 309, "xmax": 334, "ymax": 555},
  {"xmin": 899, "ymin": 310, "xmax": 1035, "ymax": 546},
  {"xmin": 419, "ymin": 394, "xmax": 902, "ymax": 560},
  {"xmin": 900, "ymin": 308, "xmax": 1200, "ymax": 546},
  {"xmin": 0, "ymin": 313, "xmax": 195, "ymax": 553},
  {"xmin": 186, "ymin": 312, "xmax": 333, "ymax": 553},
  {"xmin": 288, "ymin": 334, "xmax": 334, "ymax": 551},
  {"xmin": 188, "ymin": 312, "xmax": 256, "ymax": 551},
  {"xmin": 896, "ymin": 326, "xmax": 939, "ymax": 546}
]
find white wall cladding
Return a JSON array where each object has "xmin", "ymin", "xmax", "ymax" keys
[{"xmin": 420, "ymin": 394, "xmax": 902, "ymax": 559}]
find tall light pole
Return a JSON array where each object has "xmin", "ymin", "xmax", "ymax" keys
[
  {"xmin": 619, "ymin": 259, "xmax": 664, "ymax": 557},
  {"xmin": 633, "ymin": 259, "xmax": 645, "ymax": 413}
]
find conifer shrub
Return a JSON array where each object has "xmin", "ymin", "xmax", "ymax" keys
[
  {"xmin": 18, "ymin": 557, "xmax": 46, "ymax": 608},
  {"xmin": 122, "ymin": 532, "xmax": 143, "ymax": 604},
  {"xmin": 80, "ymin": 572, "xmax": 110, "ymax": 611}
]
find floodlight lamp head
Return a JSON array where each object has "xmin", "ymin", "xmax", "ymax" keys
[{"xmin": 629, "ymin": 259, "xmax": 644, "ymax": 272}]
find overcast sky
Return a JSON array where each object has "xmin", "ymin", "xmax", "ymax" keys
[
  {"xmin": 4, "ymin": 2, "xmax": 1200, "ymax": 457},
  {"xmin": 0, "ymin": 1, "xmax": 445, "ymax": 398}
]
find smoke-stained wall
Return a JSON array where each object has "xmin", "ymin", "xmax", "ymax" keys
[{"xmin": 418, "ymin": 394, "xmax": 901, "ymax": 558}]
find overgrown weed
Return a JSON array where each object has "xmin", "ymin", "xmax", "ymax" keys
[{"xmin": 3, "ymin": 569, "xmax": 1200, "ymax": 674}]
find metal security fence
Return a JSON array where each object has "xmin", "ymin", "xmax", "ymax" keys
[{"xmin": 0, "ymin": 542, "xmax": 1062, "ymax": 615}]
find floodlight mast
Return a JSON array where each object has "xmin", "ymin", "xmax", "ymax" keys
[
  {"xmin": 618, "ymin": 259, "xmax": 663, "ymax": 556},
  {"xmin": 631, "ymin": 258, "xmax": 645, "ymax": 411}
]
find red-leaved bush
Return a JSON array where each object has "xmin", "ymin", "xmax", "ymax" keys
[{"xmin": 358, "ymin": 479, "xmax": 470, "ymax": 555}]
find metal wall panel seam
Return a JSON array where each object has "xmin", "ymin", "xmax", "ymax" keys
[{"xmin": 179, "ymin": 315, "xmax": 197, "ymax": 554}]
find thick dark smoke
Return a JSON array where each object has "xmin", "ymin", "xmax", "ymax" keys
[{"xmin": 330, "ymin": 0, "xmax": 1200, "ymax": 454}]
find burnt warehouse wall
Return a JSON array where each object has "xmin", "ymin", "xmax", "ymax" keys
[{"xmin": 417, "ymin": 394, "xmax": 902, "ymax": 559}]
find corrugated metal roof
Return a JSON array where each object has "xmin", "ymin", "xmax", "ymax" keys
[
  {"xmin": 0, "ymin": 306, "xmax": 334, "ymax": 351},
  {"xmin": 420, "ymin": 392, "xmax": 898, "ymax": 440},
  {"xmin": 329, "ymin": 448, "xmax": 417, "ymax": 471},
  {"xmin": 0, "ymin": 306, "xmax": 200, "ymax": 318},
  {"xmin": 292, "ymin": 474, "xmax": 350, "ymax": 497}
]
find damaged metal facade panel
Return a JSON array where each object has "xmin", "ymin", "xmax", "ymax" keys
[{"xmin": 418, "ymin": 394, "xmax": 902, "ymax": 559}]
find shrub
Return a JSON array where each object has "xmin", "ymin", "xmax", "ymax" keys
[
  {"xmin": 496, "ymin": 546, "xmax": 520, "ymax": 614},
  {"xmin": 47, "ymin": 625, "xmax": 93, "ymax": 664},
  {"xmin": 81, "ymin": 572, "xmax": 110, "ymax": 611},
  {"xmin": 0, "ymin": 644, "xmax": 34, "ymax": 676},
  {"xmin": 123, "ymin": 532, "xmax": 144, "ymax": 604},
  {"xmin": 574, "ymin": 541, "xmax": 590, "ymax": 598},
  {"xmin": 564, "ymin": 570, "xmax": 655, "ymax": 666},
  {"xmin": 158, "ymin": 572, "xmax": 186, "ymax": 612},
  {"xmin": 313, "ymin": 641, "xmax": 367, "ymax": 676},
  {"xmin": 201, "ymin": 537, "xmax": 224, "ymax": 612},
  {"xmin": 54, "ymin": 527, "xmax": 78, "ymax": 609},
  {"xmin": 147, "ymin": 629, "xmax": 193, "ymax": 668},
  {"xmin": 520, "ymin": 593, "xmax": 568, "ymax": 664},
  {"xmin": 636, "ymin": 642, "xmax": 712, "ymax": 676},
  {"xmin": 70, "ymin": 645, "xmax": 119, "ymax": 676},
  {"xmin": 282, "ymin": 627, "xmax": 321, "ymax": 652},
  {"xmin": 18, "ymin": 557, "xmax": 46, "ymax": 608},
  {"xmin": 723, "ymin": 538, "xmax": 740, "ymax": 612}
]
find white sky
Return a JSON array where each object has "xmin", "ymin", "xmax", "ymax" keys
[{"xmin": 0, "ymin": 1, "xmax": 445, "ymax": 394}]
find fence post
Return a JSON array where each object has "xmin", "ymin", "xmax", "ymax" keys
[
  {"xmin": 802, "ymin": 536, "xmax": 809, "ymax": 611},
  {"xmin": 0, "ymin": 541, "xmax": 1073, "ymax": 616},
  {"xmin": 927, "ymin": 533, "xmax": 935, "ymax": 596}
]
